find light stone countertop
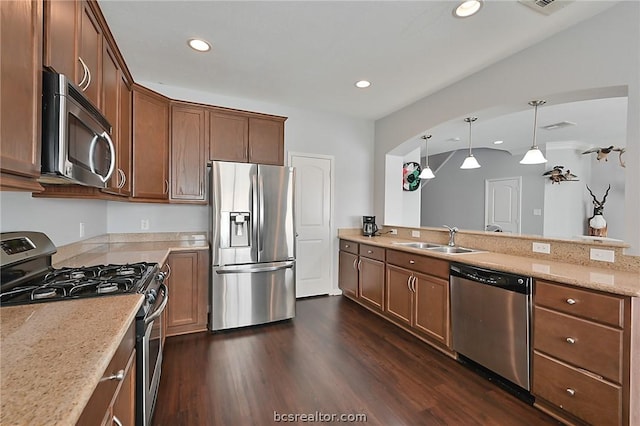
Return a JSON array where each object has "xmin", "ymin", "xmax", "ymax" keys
[
  {"xmin": 341, "ymin": 235, "xmax": 640, "ymax": 297},
  {"xmin": 53, "ymin": 240, "xmax": 209, "ymax": 269},
  {"xmin": 0, "ymin": 294, "xmax": 143, "ymax": 425}
]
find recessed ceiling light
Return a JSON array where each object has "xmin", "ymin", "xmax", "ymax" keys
[
  {"xmin": 454, "ymin": 0, "xmax": 483, "ymax": 18},
  {"xmin": 493, "ymin": 140, "xmax": 504, "ymax": 145},
  {"xmin": 355, "ymin": 80, "xmax": 371, "ymax": 89},
  {"xmin": 188, "ymin": 38, "xmax": 211, "ymax": 52}
]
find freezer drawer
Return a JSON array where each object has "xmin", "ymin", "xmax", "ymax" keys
[{"xmin": 209, "ymin": 261, "xmax": 296, "ymax": 331}]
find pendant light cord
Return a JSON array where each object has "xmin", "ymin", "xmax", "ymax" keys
[
  {"xmin": 532, "ymin": 102, "xmax": 539, "ymax": 149},
  {"xmin": 464, "ymin": 117, "xmax": 477, "ymax": 155}
]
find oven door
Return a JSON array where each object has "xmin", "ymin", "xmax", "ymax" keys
[{"xmin": 138, "ymin": 283, "xmax": 168, "ymax": 426}]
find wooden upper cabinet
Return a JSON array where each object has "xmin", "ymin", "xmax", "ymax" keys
[
  {"xmin": 209, "ymin": 109, "xmax": 286, "ymax": 166},
  {"xmin": 209, "ymin": 111, "xmax": 248, "ymax": 162},
  {"xmin": 78, "ymin": 1, "xmax": 102, "ymax": 107},
  {"xmin": 170, "ymin": 103, "xmax": 207, "ymax": 202},
  {"xmin": 248, "ymin": 117, "xmax": 284, "ymax": 165},
  {"xmin": 102, "ymin": 42, "xmax": 120, "ymax": 194},
  {"xmin": 117, "ymin": 75, "xmax": 132, "ymax": 196},
  {"xmin": 43, "ymin": 0, "xmax": 77, "ymax": 79},
  {"xmin": 132, "ymin": 86, "xmax": 169, "ymax": 200},
  {"xmin": 0, "ymin": 0, "xmax": 44, "ymax": 191}
]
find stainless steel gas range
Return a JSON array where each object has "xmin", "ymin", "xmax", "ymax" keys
[{"xmin": 0, "ymin": 231, "xmax": 168, "ymax": 426}]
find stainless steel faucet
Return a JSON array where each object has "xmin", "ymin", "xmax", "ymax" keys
[{"xmin": 443, "ymin": 225, "xmax": 458, "ymax": 246}]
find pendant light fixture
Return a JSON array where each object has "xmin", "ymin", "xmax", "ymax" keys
[
  {"xmin": 520, "ymin": 100, "xmax": 548, "ymax": 164},
  {"xmin": 419, "ymin": 135, "xmax": 435, "ymax": 179},
  {"xmin": 460, "ymin": 117, "xmax": 481, "ymax": 169}
]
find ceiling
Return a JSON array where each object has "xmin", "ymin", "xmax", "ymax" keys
[{"xmin": 98, "ymin": 1, "xmax": 619, "ymax": 120}]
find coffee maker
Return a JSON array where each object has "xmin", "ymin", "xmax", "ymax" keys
[{"xmin": 362, "ymin": 216, "xmax": 378, "ymax": 237}]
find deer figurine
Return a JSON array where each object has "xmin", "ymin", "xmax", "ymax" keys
[{"xmin": 586, "ymin": 184, "xmax": 611, "ymax": 237}]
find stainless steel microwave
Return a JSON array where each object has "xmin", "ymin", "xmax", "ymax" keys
[{"xmin": 40, "ymin": 71, "xmax": 115, "ymax": 187}]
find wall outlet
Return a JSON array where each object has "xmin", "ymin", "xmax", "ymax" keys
[
  {"xmin": 533, "ymin": 208, "xmax": 542, "ymax": 216},
  {"xmin": 532, "ymin": 242, "xmax": 551, "ymax": 254},
  {"xmin": 79, "ymin": 222, "xmax": 85, "ymax": 238},
  {"xmin": 141, "ymin": 219, "xmax": 150, "ymax": 230},
  {"xmin": 389, "ymin": 229, "xmax": 398, "ymax": 235},
  {"xmin": 411, "ymin": 230, "xmax": 421, "ymax": 238},
  {"xmin": 590, "ymin": 248, "xmax": 615, "ymax": 263}
]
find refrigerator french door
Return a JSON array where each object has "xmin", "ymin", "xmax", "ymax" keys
[{"xmin": 209, "ymin": 161, "xmax": 296, "ymax": 331}]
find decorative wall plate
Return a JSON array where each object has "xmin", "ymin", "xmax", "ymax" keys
[{"xmin": 402, "ymin": 162, "xmax": 422, "ymax": 191}]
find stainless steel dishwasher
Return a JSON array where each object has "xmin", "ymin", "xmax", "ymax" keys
[{"xmin": 450, "ymin": 263, "xmax": 532, "ymax": 391}]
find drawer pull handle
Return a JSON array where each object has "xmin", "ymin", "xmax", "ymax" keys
[
  {"xmin": 566, "ymin": 388, "xmax": 576, "ymax": 396},
  {"xmin": 566, "ymin": 298, "xmax": 576, "ymax": 305},
  {"xmin": 409, "ymin": 260, "xmax": 415, "ymax": 264},
  {"xmin": 566, "ymin": 337, "xmax": 576, "ymax": 344},
  {"xmin": 367, "ymin": 250, "xmax": 373, "ymax": 254},
  {"xmin": 101, "ymin": 369, "xmax": 125, "ymax": 382}
]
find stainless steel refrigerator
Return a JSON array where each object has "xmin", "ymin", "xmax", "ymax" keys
[{"xmin": 209, "ymin": 161, "xmax": 296, "ymax": 331}]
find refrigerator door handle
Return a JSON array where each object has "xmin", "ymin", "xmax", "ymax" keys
[
  {"xmin": 215, "ymin": 261, "xmax": 295, "ymax": 274},
  {"xmin": 258, "ymin": 174, "xmax": 265, "ymax": 253}
]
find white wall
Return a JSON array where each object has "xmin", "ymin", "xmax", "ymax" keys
[
  {"xmin": 374, "ymin": 2, "xmax": 640, "ymax": 254},
  {"xmin": 106, "ymin": 202, "xmax": 208, "ymax": 233},
  {"xmin": 0, "ymin": 192, "xmax": 108, "ymax": 246}
]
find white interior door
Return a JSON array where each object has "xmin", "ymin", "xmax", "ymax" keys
[
  {"xmin": 289, "ymin": 153, "xmax": 333, "ymax": 298},
  {"xmin": 485, "ymin": 177, "xmax": 521, "ymax": 233}
]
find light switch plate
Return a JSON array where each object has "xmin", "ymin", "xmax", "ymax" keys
[
  {"xmin": 532, "ymin": 242, "xmax": 550, "ymax": 254},
  {"xmin": 590, "ymin": 248, "xmax": 615, "ymax": 263},
  {"xmin": 411, "ymin": 230, "xmax": 420, "ymax": 238}
]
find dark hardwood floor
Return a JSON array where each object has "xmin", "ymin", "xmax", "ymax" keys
[{"xmin": 152, "ymin": 296, "xmax": 559, "ymax": 425}]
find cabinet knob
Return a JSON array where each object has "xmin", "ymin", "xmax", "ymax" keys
[
  {"xmin": 345, "ymin": 244, "xmax": 350, "ymax": 248},
  {"xmin": 566, "ymin": 388, "xmax": 576, "ymax": 396},
  {"xmin": 409, "ymin": 260, "xmax": 415, "ymax": 264},
  {"xmin": 566, "ymin": 298, "xmax": 576, "ymax": 305},
  {"xmin": 367, "ymin": 250, "xmax": 373, "ymax": 254},
  {"xmin": 101, "ymin": 369, "xmax": 125, "ymax": 382},
  {"xmin": 565, "ymin": 337, "xmax": 576, "ymax": 344}
]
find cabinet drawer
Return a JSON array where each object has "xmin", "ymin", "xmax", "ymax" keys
[
  {"xmin": 533, "ymin": 352, "xmax": 621, "ymax": 426},
  {"xmin": 534, "ymin": 306, "xmax": 622, "ymax": 383},
  {"xmin": 535, "ymin": 280, "xmax": 623, "ymax": 328},
  {"xmin": 359, "ymin": 244, "xmax": 385, "ymax": 261},
  {"xmin": 386, "ymin": 250, "xmax": 449, "ymax": 279},
  {"xmin": 77, "ymin": 321, "xmax": 136, "ymax": 425},
  {"xmin": 339, "ymin": 239, "xmax": 358, "ymax": 255}
]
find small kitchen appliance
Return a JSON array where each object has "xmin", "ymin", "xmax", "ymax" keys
[
  {"xmin": 362, "ymin": 216, "xmax": 378, "ymax": 237},
  {"xmin": 0, "ymin": 231, "xmax": 168, "ymax": 426}
]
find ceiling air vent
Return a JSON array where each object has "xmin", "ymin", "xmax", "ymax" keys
[
  {"xmin": 541, "ymin": 121, "xmax": 577, "ymax": 131},
  {"xmin": 518, "ymin": 0, "xmax": 574, "ymax": 15}
]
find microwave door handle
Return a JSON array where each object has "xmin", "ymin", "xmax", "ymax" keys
[{"xmin": 88, "ymin": 131, "xmax": 116, "ymax": 182}]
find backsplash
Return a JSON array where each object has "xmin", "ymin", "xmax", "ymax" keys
[{"xmin": 339, "ymin": 226, "xmax": 639, "ymax": 273}]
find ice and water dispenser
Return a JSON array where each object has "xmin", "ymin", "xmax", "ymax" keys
[{"xmin": 228, "ymin": 212, "xmax": 250, "ymax": 247}]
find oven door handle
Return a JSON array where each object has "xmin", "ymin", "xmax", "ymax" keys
[{"xmin": 145, "ymin": 283, "xmax": 168, "ymax": 326}]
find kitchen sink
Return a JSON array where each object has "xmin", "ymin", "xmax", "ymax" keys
[
  {"xmin": 392, "ymin": 242, "xmax": 442, "ymax": 249},
  {"xmin": 427, "ymin": 246, "xmax": 482, "ymax": 254}
]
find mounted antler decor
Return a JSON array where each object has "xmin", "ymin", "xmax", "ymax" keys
[{"xmin": 586, "ymin": 184, "xmax": 611, "ymax": 237}]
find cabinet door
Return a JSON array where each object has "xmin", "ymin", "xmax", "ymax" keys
[
  {"xmin": 111, "ymin": 349, "xmax": 136, "ymax": 426},
  {"xmin": 102, "ymin": 42, "xmax": 121, "ymax": 193},
  {"xmin": 414, "ymin": 272, "xmax": 450, "ymax": 346},
  {"xmin": 132, "ymin": 87, "xmax": 169, "ymax": 199},
  {"xmin": 170, "ymin": 104, "xmax": 207, "ymax": 202},
  {"xmin": 338, "ymin": 251, "xmax": 359, "ymax": 299},
  {"xmin": 385, "ymin": 265, "xmax": 412, "ymax": 326},
  {"xmin": 43, "ymin": 0, "xmax": 77, "ymax": 79},
  {"xmin": 78, "ymin": 1, "xmax": 101, "ymax": 107},
  {"xmin": 209, "ymin": 111, "xmax": 248, "ymax": 162},
  {"xmin": 248, "ymin": 117, "xmax": 284, "ymax": 165},
  {"xmin": 166, "ymin": 251, "xmax": 208, "ymax": 336},
  {"xmin": 359, "ymin": 257, "xmax": 385, "ymax": 311},
  {"xmin": 0, "ymin": 0, "xmax": 43, "ymax": 190},
  {"xmin": 117, "ymin": 76, "xmax": 132, "ymax": 196}
]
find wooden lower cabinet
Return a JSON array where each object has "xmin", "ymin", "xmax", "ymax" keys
[
  {"xmin": 77, "ymin": 321, "xmax": 135, "ymax": 426},
  {"xmin": 532, "ymin": 280, "xmax": 635, "ymax": 426},
  {"xmin": 359, "ymin": 257, "xmax": 385, "ymax": 311},
  {"xmin": 165, "ymin": 250, "xmax": 209, "ymax": 336},
  {"xmin": 386, "ymin": 264, "xmax": 412, "ymax": 326},
  {"xmin": 413, "ymin": 271, "xmax": 449, "ymax": 346},
  {"xmin": 338, "ymin": 250, "xmax": 358, "ymax": 299}
]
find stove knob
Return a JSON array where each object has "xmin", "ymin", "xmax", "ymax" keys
[
  {"xmin": 146, "ymin": 292, "xmax": 156, "ymax": 304},
  {"xmin": 156, "ymin": 272, "xmax": 166, "ymax": 282}
]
